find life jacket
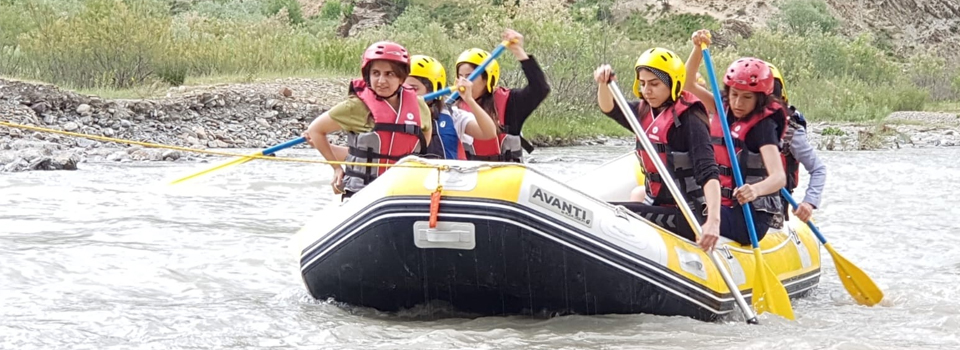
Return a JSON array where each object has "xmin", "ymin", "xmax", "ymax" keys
[
  {"xmin": 634, "ymin": 91, "xmax": 707, "ymax": 213},
  {"xmin": 425, "ymin": 105, "xmax": 467, "ymax": 160},
  {"xmin": 461, "ymin": 87, "xmax": 531, "ymax": 163},
  {"xmin": 343, "ymin": 79, "xmax": 426, "ymax": 192},
  {"xmin": 709, "ymin": 101, "xmax": 788, "ymax": 227},
  {"xmin": 781, "ymin": 106, "xmax": 808, "ymax": 192},
  {"xmin": 780, "ymin": 106, "xmax": 808, "ymax": 220}
]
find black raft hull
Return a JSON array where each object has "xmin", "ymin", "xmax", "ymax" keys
[{"xmin": 295, "ymin": 158, "xmax": 821, "ymax": 322}]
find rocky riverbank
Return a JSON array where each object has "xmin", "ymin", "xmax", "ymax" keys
[
  {"xmin": 0, "ymin": 77, "xmax": 347, "ymax": 172},
  {"xmin": 1, "ymin": 78, "xmax": 959, "ymax": 172}
]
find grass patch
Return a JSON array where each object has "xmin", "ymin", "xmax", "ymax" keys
[
  {"xmin": 857, "ymin": 123, "xmax": 902, "ymax": 150},
  {"xmin": 926, "ymin": 101, "xmax": 960, "ymax": 113},
  {"xmin": 821, "ymin": 127, "xmax": 845, "ymax": 136},
  {"xmin": 523, "ymin": 104, "xmax": 631, "ymax": 144}
]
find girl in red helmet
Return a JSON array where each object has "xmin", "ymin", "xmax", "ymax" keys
[
  {"xmin": 304, "ymin": 41, "xmax": 432, "ymax": 199},
  {"xmin": 683, "ymin": 29, "xmax": 789, "ymax": 245}
]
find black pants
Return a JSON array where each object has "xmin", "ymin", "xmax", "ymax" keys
[
  {"xmin": 719, "ymin": 205, "xmax": 771, "ymax": 246},
  {"xmin": 610, "ymin": 202, "xmax": 701, "ymax": 242}
]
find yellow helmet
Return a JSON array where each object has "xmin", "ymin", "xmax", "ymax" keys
[
  {"xmin": 633, "ymin": 47, "xmax": 685, "ymax": 101},
  {"xmin": 456, "ymin": 48, "xmax": 500, "ymax": 93},
  {"xmin": 766, "ymin": 62, "xmax": 788, "ymax": 102},
  {"xmin": 410, "ymin": 55, "xmax": 447, "ymax": 92}
]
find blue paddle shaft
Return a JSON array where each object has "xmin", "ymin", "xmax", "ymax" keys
[
  {"xmin": 444, "ymin": 43, "xmax": 508, "ymax": 105},
  {"xmin": 701, "ymin": 47, "xmax": 763, "ymax": 249},
  {"xmin": 780, "ymin": 188, "xmax": 829, "ymax": 244},
  {"xmin": 262, "ymin": 136, "xmax": 306, "ymax": 155},
  {"xmin": 422, "ymin": 87, "xmax": 453, "ymax": 101}
]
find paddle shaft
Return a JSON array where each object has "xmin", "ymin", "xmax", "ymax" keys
[
  {"xmin": 264, "ymin": 137, "xmax": 307, "ymax": 155},
  {"xmin": 780, "ymin": 188, "xmax": 829, "ymax": 243},
  {"xmin": 606, "ymin": 79, "xmax": 758, "ymax": 324},
  {"xmin": 422, "ymin": 87, "xmax": 453, "ymax": 101},
  {"xmin": 443, "ymin": 41, "xmax": 510, "ymax": 105},
  {"xmin": 169, "ymin": 136, "xmax": 307, "ymax": 184},
  {"xmin": 700, "ymin": 46, "xmax": 763, "ymax": 249}
]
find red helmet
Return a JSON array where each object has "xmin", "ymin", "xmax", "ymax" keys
[
  {"xmin": 723, "ymin": 57, "xmax": 774, "ymax": 95},
  {"xmin": 360, "ymin": 41, "xmax": 410, "ymax": 75}
]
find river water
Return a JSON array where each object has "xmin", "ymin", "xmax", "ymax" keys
[{"xmin": 2, "ymin": 146, "xmax": 959, "ymax": 349}]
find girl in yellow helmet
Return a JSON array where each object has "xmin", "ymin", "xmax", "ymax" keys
[
  {"xmin": 405, "ymin": 55, "xmax": 498, "ymax": 160},
  {"xmin": 593, "ymin": 48, "xmax": 722, "ymax": 252},
  {"xmin": 453, "ymin": 29, "xmax": 551, "ymax": 163}
]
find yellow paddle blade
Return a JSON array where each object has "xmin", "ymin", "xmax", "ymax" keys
[
  {"xmin": 825, "ymin": 243, "xmax": 884, "ymax": 306},
  {"xmin": 168, "ymin": 153, "xmax": 257, "ymax": 185},
  {"xmin": 751, "ymin": 249, "xmax": 796, "ymax": 320}
]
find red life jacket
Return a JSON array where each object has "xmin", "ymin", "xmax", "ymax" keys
[
  {"xmin": 709, "ymin": 101, "xmax": 787, "ymax": 220},
  {"xmin": 343, "ymin": 79, "xmax": 426, "ymax": 190},
  {"xmin": 460, "ymin": 87, "xmax": 525, "ymax": 163},
  {"xmin": 634, "ymin": 91, "xmax": 707, "ymax": 211}
]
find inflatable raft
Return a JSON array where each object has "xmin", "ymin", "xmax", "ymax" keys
[{"xmin": 293, "ymin": 154, "xmax": 821, "ymax": 321}]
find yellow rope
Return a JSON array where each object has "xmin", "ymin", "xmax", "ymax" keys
[{"xmin": 0, "ymin": 120, "xmax": 447, "ymax": 170}]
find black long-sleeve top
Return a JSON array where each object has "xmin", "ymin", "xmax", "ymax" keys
[
  {"xmin": 603, "ymin": 101, "xmax": 720, "ymax": 189},
  {"xmin": 502, "ymin": 55, "xmax": 551, "ymax": 135}
]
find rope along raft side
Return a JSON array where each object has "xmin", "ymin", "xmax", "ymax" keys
[{"xmin": 0, "ymin": 120, "xmax": 450, "ymax": 170}]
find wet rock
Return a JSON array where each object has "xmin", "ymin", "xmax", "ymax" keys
[
  {"xmin": 194, "ymin": 126, "xmax": 208, "ymax": 140},
  {"xmin": 29, "ymin": 154, "xmax": 79, "ymax": 171},
  {"xmin": 106, "ymin": 151, "xmax": 127, "ymax": 162},
  {"xmin": 2, "ymin": 158, "xmax": 27, "ymax": 172},
  {"xmin": 31, "ymin": 102, "xmax": 51, "ymax": 114},
  {"xmin": 266, "ymin": 99, "xmax": 279, "ymax": 110},
  {"xmin": 161, "ymin": 150, "xmax": 181, "ymax": 161}
]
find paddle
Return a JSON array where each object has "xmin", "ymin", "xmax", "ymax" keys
[
  {"xmin": 443, "ymin": 40, "xmax": 512, "ymax": 105},
  {"xmin": 169, "ymin": 136, "xmax": 306, "ymax": 185},
  {"xmin": 605, "ymin": 73, "xmax": 758, "ymax": 324},
  {"xmin": 780, "ymin": 189, "xmax": 884, "ymax": 306},
  {"xmin": 700, "ymin": 43, "xmax": 796, "ymax": 320},
  {"xmin": 413, "ymin": 40, "xmax": 513, "ymax": 105}
]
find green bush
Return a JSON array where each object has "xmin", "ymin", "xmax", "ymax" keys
[
  {"xmin": 771, "ymin": 0, "xmax": 839, "ymax": 35},
  {"xmin": 620, "ymin": 13, "xmax": 720, "ymax": 44},
  {"xmin": 320, "ymin": 0, "xmax": 344, "ymax": 20},
  {"xmin": 263, "ymin": 0, "xmax": 304, "ymax": 24},
  {"xmin": 569, "ymin": 0, "xmax": 613, "ymax": 23}
]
